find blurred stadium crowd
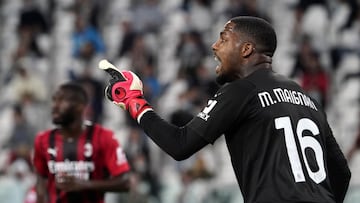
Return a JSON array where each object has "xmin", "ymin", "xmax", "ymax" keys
[{"xmin": 0, "ymin": 0, "xmax": 359, "ymax": 202}]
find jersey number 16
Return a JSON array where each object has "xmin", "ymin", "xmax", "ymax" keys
[{"xmin": 275, "ymin": 116, "xmax": 326, "ymax": 184}]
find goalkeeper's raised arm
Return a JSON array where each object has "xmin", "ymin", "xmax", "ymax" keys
[{"xmin": 98, "ymin": 59, "xmax": 208, "ymax": 161}]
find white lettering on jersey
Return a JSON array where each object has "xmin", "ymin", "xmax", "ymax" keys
[
  {"xmin": 47, "ymin": 160, "xmax": 95, "ymax": 180},
  {"xmin": 258, "ymin": 88, "xmax": 317, "ymax": 111},
  {"xmin": 258, "ymin": 92, "xmax": 275, "ymax": 107}
]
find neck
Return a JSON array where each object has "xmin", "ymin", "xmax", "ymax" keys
[
  {"xmin": 239, "ymin": 54, "xmax": 272, "ymax": 78},
  {"xmin": 60, "ymin": 119, "xmax": 84, "ymax": 140}
]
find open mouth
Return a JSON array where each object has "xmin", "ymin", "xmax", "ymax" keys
[{"xmin": 214, "ymin": 54, "xmax": 222, "ymax": 73}]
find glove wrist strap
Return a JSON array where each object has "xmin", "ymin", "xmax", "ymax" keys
[{"xmin": 136, "ymin": 107, "xmax": 153, "ymax": 123}]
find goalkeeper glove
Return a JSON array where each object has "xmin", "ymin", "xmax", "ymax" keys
[{"xmin": 98, "ymin": 59, "xmax": 153, "ymax": 123}]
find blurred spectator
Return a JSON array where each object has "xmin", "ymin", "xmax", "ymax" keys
[
  {"xmin": 0, "ymin": 172, "xmax": 23, "ymax": 203},
  {"xmin": 9, "ymin": 64, "xmax": 47, "ymax": 103},
  {"xmin": 185, "ymin": 0, "xmax": 213, "ymax": 33},
  {"xmin": 142, "ymin": 64, "xmax": 162, "ymax": 104},
  {"xmin": 19, "ymin": 0, "xmax": 49, "ymax": 34},
  {"xmin": 329, "ymin": 0, "xmax": 360, "ymax": 70},
  {"xmin": 178, "ymin": 155, "xmax": 213, "ymax": 203},
  {"xmin": 16, "ymin": 25, "xmax": 44, "ymax": 59},
  {"xmin": 0, "ymin": 159, "xmax": 35, "ymax": 203},
  {"xmin": 132, "ymin": 0, "xmax": 164, "ymax": 34},
  {"xmin": 72, "ymin": 14, "xmax": 106, "ymax": 58},
  {"xmin": 194, "ymin": 63, "xmax": 219, "ymax": 98},
  {"xmin": 125, "ymin": 129, "xmax": 150, "ymax": 175},
  {"xmin": 337, "ymin": 0, "xmax": 360, "ymax": 31},
  {"xmin": 157, "ymin": 70, "xmax": 189, "ymax": 119},
  {"xmin": 291, "ymin": 36, "xmax": 330, "ymax": 107},
  {"xmin": 290, "ymin": 35, "xmax": 314, "ymax": 78},
  {"xmin": 347, "ymin": 124, "xmax": 360, "ymax": 162},
  {"xmin": 6, "ymin": 63, "xmax": 49, "ymax": 134},
  {"xmin": 225, "ymin": 0, "xmax": 270, "ymax": 21},
  {"xmin": 129, "ymin": 34, "xmax": 157, "ymax": 75},
  {"xmin": 300, "ymin": 56, "xmax": 329, "ymax": 108},
  {"xmin": 72, "ymin": 0, "xmax": 108, "ymax": 29},
  {"xmin": 76, "ymin": 71, "xmax": 105, "ymax": 123},
  {"xmin": 175, "ymin": 30, "xmax": 208, "ymax": 84},
  {"xmin": 291, "ymin": 0, "xmax": 330, "ymax": 50},
  {"xmin": 117, "ymin": 19, "xmax": 138, "ymax": 58},
  {"xmin": 124, "ymin": 128, "xmax": 160, "ymax": 201},
  {"xmin": 17, "ymin": 0, "xmax": 49, "ymax": 58},
  {"xmin": 5, "ymin": 104, "xmax": 35, "ymax": 165}
]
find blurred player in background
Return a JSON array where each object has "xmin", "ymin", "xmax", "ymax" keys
[
  {"xmin": 100, "ymin": 16, "xmax": 351, "ymax": 203},
  {"xmin": 33, "ymin": 82, "xmax": 130, "ymax": 203}
]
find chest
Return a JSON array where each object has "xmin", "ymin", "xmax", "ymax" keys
[{"xmin": 44, "ymin": 130, "xmax": 104, "ymax": 178}]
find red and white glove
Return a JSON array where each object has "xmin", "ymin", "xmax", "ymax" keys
[{"xmin": 99, "ymin": 59, "xmax": 153, "ymax": 123}]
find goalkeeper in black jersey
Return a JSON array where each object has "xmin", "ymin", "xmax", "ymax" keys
[{"xmin": 99, "ymin": 16, "xmax": 351, "ymax": 203}]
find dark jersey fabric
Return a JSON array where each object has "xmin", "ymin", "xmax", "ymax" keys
[
  {"xmin": 187, "ymin": 68, "xmax": 349, "ymax": 203},
  {"xmin": 33, "ymin": 124, "xmax": 130, "ymax": 203},
  {"xmin": 141, "ymin": 68, "xmax": 350, "ymax": 203}
]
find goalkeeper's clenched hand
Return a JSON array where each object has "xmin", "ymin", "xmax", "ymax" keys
[{"xmin": 98, "ymin": 59, "xmax": 153, "ymax": 123}]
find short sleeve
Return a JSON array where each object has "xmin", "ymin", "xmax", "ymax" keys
[{"xmin": 100, "ymin": 129, "xmax": 130, "ymax": 176}]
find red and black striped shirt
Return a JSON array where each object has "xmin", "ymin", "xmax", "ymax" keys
[{"xmin": 33, "ymin": 123, "xmax": 130, "ymax": 203}]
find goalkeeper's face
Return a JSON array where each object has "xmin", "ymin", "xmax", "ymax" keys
[
  {"xmin": 51, "ymin": 89, "xmax": 81, "ymax": 126},
  {"xmin": 212, "ymin": 21, "xmax": 243, "ymax": 85}
]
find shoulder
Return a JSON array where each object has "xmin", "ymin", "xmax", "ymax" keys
[
  {"xmin": 93, "ymin": 124, "xmax": 113, "ymax": 135},
  {"xmin": 91, "ymin": 124, "xmax": 116, "ymax": 143},
  {"xmin": 34, "ymin": 129, "xmax": 54, "ymax": 150},
  {"xmin": 218, "ymin": 79, "xmax": 257, "ymax": 100},
  {"xmin": 34, "ymin": 129, "xmax": 53, "ymax": 142}
]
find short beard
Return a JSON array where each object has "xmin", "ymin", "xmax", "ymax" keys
[{"xmin": 52, "ymin": 111, "xmax": 77, "ymax": 126}]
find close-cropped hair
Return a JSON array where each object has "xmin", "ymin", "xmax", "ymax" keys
[
  {"xmin": 231, "ymin": 16, "xmax": 277, "ymax": 56},
  {"xmin": 59, "ymin": 82, "xmax": 89, "ymax": 104}
]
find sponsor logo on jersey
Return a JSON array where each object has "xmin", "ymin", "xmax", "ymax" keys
[
  {"xmin": 197, "ymin": 112, "xmax": 210, "ymax": 121},
  {"xmin": 197, "ymin": 99, "xmax": 218, "ymax": 121},
  {"xmin": 47, "ymin": 147, "xmax": 57, "ymax": 157},
  {"xmin": 48, "ymin": 160, "xmax": 95, "ymax": 180}
]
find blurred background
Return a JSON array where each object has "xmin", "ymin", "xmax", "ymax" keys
[{"xmin": 0, "ymin": 0, "xmax": 359, "ymax": 202}]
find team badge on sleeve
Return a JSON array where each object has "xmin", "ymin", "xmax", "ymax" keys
[{"xmin": 198, "ymin": 99, "xmax": 218, "ymax": 121}]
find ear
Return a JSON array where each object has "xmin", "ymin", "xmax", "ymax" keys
[{"xmin": 241, "ymin": 42, "xmax": 255, "ymax": 58}]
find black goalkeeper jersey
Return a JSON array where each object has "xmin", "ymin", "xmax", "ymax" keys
[{"xmin": 140, "ymin": 68, "xmax": 350, "ymax": 203}]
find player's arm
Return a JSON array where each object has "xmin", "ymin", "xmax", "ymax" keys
[
  {"xmin": 140, "ymin": 111, "xmax": 209, "ymax": 160},
  {"xmin": 84, "ymin": 173, "xmax": 130, "ymax": 192},
  {"xmin": 55, "ymin": 172, "xmax": 130, "ymax": 192},
  {"xmin": 98, "ymin": 60, "xmax": 209, "ymax": 160},
  {"xmin": 87, "ymin": 129, "xmax": 132, "ymax": 192},
  {"xmin": 325, "ymin": 127, "xmax": 351, "ymax": 203}
]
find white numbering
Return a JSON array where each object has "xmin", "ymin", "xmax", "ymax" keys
[{"xmin": 275, "ymin": 116, "xmax": 326, "ymax": 184}]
